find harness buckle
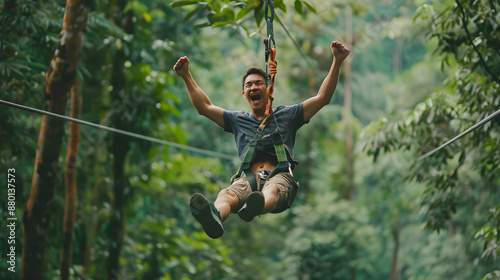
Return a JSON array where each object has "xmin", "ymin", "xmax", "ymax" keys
[
  {"xmin": 230, "ymin": 174, "xmax": 240, "ymax": 183},
  {"xmin": 259, "ymin": 170, "xmax": 270, "ymax": 180}
]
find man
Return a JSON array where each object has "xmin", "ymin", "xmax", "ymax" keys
[{"xmin": 173, "ymin": 41, "xmax": 350, "ymax": 239}]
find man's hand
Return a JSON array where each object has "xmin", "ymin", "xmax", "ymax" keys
[
  {"xmin": 303, "ymin": 41, "xmax": 350, "ymax": 121},
  {"xmin": 173, "ymin": 56, "xmax": 190, "ymax": 78},
  {"xmin": 173, "ymin": 55, "xmax": 225, "ymax": 127},
  {"xmin": 331, "ymin": 41, "xmax": 350, "ymax": 62}
]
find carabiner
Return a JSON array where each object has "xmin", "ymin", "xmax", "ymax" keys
[
  {"xmin": 263, "ymin": 0, "xmax": 275, "ymax": 88},
  {"xmin": 264, "ymin": 0, "xmax": 275, "ymax": 43}
]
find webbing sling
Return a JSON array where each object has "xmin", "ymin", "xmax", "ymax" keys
[
  {"xmin": 268, "ymin": 129, "xmax": 290, "ymax": 178},
  {"xmin": 229, "ymin": 0, "xmax": 298, "ymax": 213},
  {"xmin": 260, "ymin": 0, "xmax": 277, "ymax": 130},
  {"xmin": 267, "ymin": 129, "xmax": 299, "ymax": 213}
]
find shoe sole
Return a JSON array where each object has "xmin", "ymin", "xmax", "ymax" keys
[
  {"xmin": 190, "ymin": 194, "xmax": 224, "ymax": 239},
  {"xmin": 238, "ymin": 192, "xmax": 265, "ymax": 222}
]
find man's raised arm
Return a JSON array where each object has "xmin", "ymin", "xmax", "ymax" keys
[
  {"xmin": 303, "ymin": 41, "xmax": 350, "ymax": 122},
  {"xmin": 173, "ymin": 56, "xmax": 225, "ymax": 128}
]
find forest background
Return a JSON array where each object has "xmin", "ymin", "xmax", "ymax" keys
[{"xmin": 0, "ymin": 0, "xmax": 499, "ymax": 279}]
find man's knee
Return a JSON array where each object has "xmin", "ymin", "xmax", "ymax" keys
[
  {"xmin": 216, "ymin": 189, "xmax": 241, "ymax": 212},
  {"xmin": 262, "ymin": 184, "xmax": 279, "ymax": 195},
  {"xmin": 217, "ymin": 189, "xmax": 239, "ymax": 201}
]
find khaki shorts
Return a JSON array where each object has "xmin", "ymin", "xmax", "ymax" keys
[{"xmin": 226, "ymin": 171, "xmax": 295, "ymax": 212}]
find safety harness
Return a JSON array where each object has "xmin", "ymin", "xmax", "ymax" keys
[{"xmin": 230, "ymin": 0, "xmax": 299, "ymax": 214}]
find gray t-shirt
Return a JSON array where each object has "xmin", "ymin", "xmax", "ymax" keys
[{"xmin": 223, "ymin": 103, "xmax": 308, "ymax": 161}]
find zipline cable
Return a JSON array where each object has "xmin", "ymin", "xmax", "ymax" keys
[
  {"xmin": 263, "ymin": 0, "xmax": 275, "ymax": 88},
  {"xmin": 415, "ymin": 107, "xmax": 500, "ymax": 162},
  {"xmin": 0, "ymin": 99, "xmax": 237, "ymax": 161},
  {"xmin": 263, "ymin": 0, "xmax": 317, "ymax": 77},
  {"xmin": 275, "ymin": 14, "xmax": 317, "ymax": 76}
]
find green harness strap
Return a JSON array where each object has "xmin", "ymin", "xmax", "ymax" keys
[
  {"xmin": 230, "ymin": 128, "xmax": 299, "ymax": 213},
  {"xmin": 231, "ymin": 129, "xmax": 289, "ymax": 184},
  {"xmin": 268, "ymin": 129, "xmax": 289, "ymax": 178},
  {"xmin": 231, "ymin": 132, "xmax": 263, "ymax": 183}
]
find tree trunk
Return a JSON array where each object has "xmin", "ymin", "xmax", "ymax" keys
[
  {"xmin": 390, "ymin": 218, "xmax": 401, "ymax": 280},
  {"xmin": 344, "ymin": 5, "xmax": 355, "ymax": 201},
  {"xmin": 393, "ymin": 40, "xmax": 402, "ymax": 76},
  {"xmin": 345, "ymin": 8, "xmax": 357, "ymax": 280},
  {"xmin": 60, "ymin": 77, "xmax": 82, "ymax": 280},
  {"xmin": 349, "ymin": 267, "xmax": 357, "ymax": 280},
  {"xmin": 20, "ymin": 1, "xmax": 90, "ymax": 279},
  {"xmin": 107, "ymin": 131, "xmax": 130, "ymax": 280},
  {"xmin": 83, "ymin": 148, "xmax": 109, "ymax": 276},
  {"xmin": 107, "ymin": 2, "xmax": 134, "ymax": 278}
]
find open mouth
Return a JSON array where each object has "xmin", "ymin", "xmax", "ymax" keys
[{"xmin": 250, "ymin": 94, "xmax": 261, "ymax": 101}]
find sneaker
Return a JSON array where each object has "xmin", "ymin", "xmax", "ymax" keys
[
  {"xmin": 190, "ymin": 193, "xmax": 224, "ymax": 239},
  {"xmin": 238, "ymin": 191, "xmax": 265, "ymax": 222}
]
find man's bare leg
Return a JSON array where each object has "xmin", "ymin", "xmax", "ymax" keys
[
  {"xmin": 261, "ymin": 184, "xmax": 280, "ymax": 214},
  {"xmin": 214, "ymin": 189, "xmax": 239, "ymax": 222}
]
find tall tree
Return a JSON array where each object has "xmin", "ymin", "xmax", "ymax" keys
[
  {"xmin": 343, "ymin": 4, "xmax": 354, "ymax": 201},
  {"xmin": 107, "ymin": 0, "xmax": 134, "ymax": 278},
  {"xmin": 60, "ymin": 77, "xmax": 82, "ymax": 280},
  {"xmin": 20, "ymin": 1, "xmax": 90, "ymax": 279}
]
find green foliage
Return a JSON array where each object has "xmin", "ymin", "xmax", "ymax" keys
[
  {"xmin": 0, "ymin": 0, "xmax": 62, "ymax": 101},
  {"xmin": 4, "ymin": 0, "xmax": 500, "ymax": 279},
  {"xmin": 416, "ymin": 0, "xmax": 500, "ymax": 83},
  {"xmin": 0, "ymin": 3, "xmax": 66, "ymax": 278},
  {"xmin": 282, "ymin": 193, "xmax": 381, "ymax": 279},
  {"xmin": 363, "ymin": 0, "xmax": 500, "ymax": 278},
  {"xmin": 118, "ymin": 155, "xmax": 234, "ymax": 279},
  {"xmin": 170, "ymin": 0, "xmax": 316, "ymax": 36},
  {"xmin": 475, "ymin": 206, "xmax": 500, "ymax": 262},
  {"xmin": 482, "ymin": 270, "xmax": 500, "ymax": 280}
]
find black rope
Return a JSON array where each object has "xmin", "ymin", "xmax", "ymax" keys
[
  {"xmin": 275, "ymin": 14, "xmax": 317, "ymax": 76},
  {"xmin": 263, "ymin": 0, "xmax": 275, "ymax": 87},
  {"xmin": 416, "ymin": 108, "xmax": 500, "ymax": 161},
  {"xmin": 262, "ymin": 1, "xmax": 318, "ymax": 78},
  {"xmin": 0, "ymin": 99, "xmax": 237, "ymax": 161}
]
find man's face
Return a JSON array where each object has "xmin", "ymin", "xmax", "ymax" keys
[{"xmin": 242, "ymin": 74, "xmax": 267, "ymax": 111}]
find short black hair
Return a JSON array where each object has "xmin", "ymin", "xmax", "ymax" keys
[{"xmin": 242, "ymin": 67, "xmax": 267, "ymax": 89}]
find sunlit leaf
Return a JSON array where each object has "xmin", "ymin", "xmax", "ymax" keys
[
  {"xmin": 212, "ymin": 21, "xmax": 231, "ymax": 27},
  {"xmin": 274, "ymin": 0, "xmax": 287, "ymax": 12},
  {"xmin": 294, "ymin": 0, "xmax": 303, "ymax": 14},
  {"xmin": 194, "ymin": 21, "xmax": 211, "ymax": 28},
  {"xmin": 221, "ymin": 5, "xmax": 235, "ymax": 21},
  {"xmin": 302, "ymin": 1, "xmax": 316, "ymax": 13},
  {"xmin": 171, "ymin": 0, "xmax": 199, "ymax": 7},
  {"xmin": 254, "ymin": 2, "xmax": 264, "ymax": 27},
  {"xmin": 183, "ymin": 7, "xmax": 203, "ymax": 23},
  {"xmin": 142, "ymin": 12, "xmax": 153, "ymax": 23},
  {"xmin": 237, "ymin": 7, "xmax": 254, "ymax": 21}
]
